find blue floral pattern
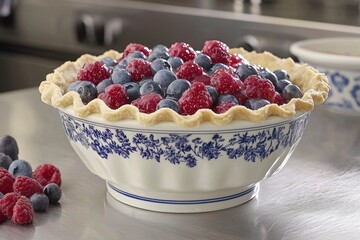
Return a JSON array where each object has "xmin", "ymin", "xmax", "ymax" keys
[
  {"xmin": 61, "ymin": 113, "xmax": 309, "ymax": 168},
  {"xmin": 319, "ymin": 69, "xmax": 360, "ymax": 111},
  {"xmin": 351, "ymin": 85, "xmax": 360, "ymax": 106},
  {"xmin": 330, "ymin": 72, "xmax": 349, "ymax": 93}
]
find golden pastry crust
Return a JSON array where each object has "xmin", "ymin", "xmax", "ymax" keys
[{"xmin": 39, "ymin": 48, "xmax": 330, "ymax": 127}]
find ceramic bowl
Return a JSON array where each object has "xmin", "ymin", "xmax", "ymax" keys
[
  {"xmin": 40, "ymin": 47, "xmax": 329, "ymax": 213},
  {"xmin": 60, "ymin": 106, "xmax": 310, "ymax": 213},
  {"xmin": 290, "ymin": 37, "xmax": 360, "ymax": 115}
]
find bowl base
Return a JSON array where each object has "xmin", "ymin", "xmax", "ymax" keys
[{"xmin": 106, "ymin": 182, "xmax": 259, "ymax": 213}]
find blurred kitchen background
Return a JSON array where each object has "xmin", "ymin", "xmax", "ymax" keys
[{"xmin": 1, "ymin": 0, "xmax": 360, "ymax": 92}]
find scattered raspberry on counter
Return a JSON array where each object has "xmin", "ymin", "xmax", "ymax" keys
[
  {"xmin": 13, "ymin": 176, "xmax": 43, "ymax": 198},
  {"xmin": 11, "ymin": 196, "xmax": 34, "ymax": 225},
  {"xmin": 0, "ymin": 168, "xmax": 15, "ymax": 194},
  {"xmin": 33, "ymin": 163, "xmax": 62, "ymax": 187}
]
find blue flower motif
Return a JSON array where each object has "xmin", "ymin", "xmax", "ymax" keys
[
  {"xmin": 200, "ymin": 142, "xmax": 220, "ymax": 160},
  {"xmin": 330, "ymin": 72, "xmax": 349, "ymax": 93},
  {"xmin": 351, "ymin": 85, "xmax": 360, "ymax": 106},
  {"xmin": 184, "ymin": 154, "xmax": 197, "ymax": 168}
]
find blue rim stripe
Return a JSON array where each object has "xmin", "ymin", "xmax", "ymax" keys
[{"xmin": 108, "ymin": 184, "xmax": 256, "ymax": 205}]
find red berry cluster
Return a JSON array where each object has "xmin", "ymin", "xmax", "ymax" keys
[
  {"xmin": 0, "ymin": 136, "xmax": 62, "ymax": 225},
  {"xmin": 71, "ymin": 40, "xmax": 303, "ymax": 115},
  {"xmin": 0, "ymin": 164, "xmax": 62, "ymax": 225}
]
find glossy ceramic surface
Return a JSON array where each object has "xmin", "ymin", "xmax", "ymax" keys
[{"xmin": 59, "ymin": 108, "xmax": 310, "ymax": 212}]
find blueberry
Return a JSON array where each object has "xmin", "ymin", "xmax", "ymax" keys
[
  {"xmin": 152, "ymin": 44, "xmax": 168, "ymax": 53},
  {"xmin": 75, "ymin": 81, "xmax": 97, "ymax": 104},
  {"xmin": 274, "ymin": 69, "xmax": 290, "ymax": 80},
  {"xmin": 209, "ymin": 63, "xmax": 229, "ymax": 75},
  {"xmin": 44, "ymin": 183, "xmax": 62, "ymax": 204},
  {"xmin": 0, "ymin": 153, "xmax": 12, "ymax": 170},
  {"xmin": 276, "ymin": 79, "xmax": 292, "ymax": 93},
  {"xmin": 166, "ymin": 79, "xmax": 191, "ymax": 101},
  {"xmin": 148, "ymin": 50, "xmax": 170, "ymax": 62},
  {"xmin": 30, "ymin": 193, "xmax": 49, "ymax": 212},
  {"xmin": 117, "ymin": 58, "xmax": 128, "ymax": 69},
  {"xmin": 140, "ymin": 81, "xmax": 163, "ymax": 96},
  {"xmin": 100, "ymin": 57, "xmax": 117, "ymax": 68},
  {"xmin": 0, "ymin": 135, "xmax": 19, "ymax": 160},
  {"xmin": 259, "ymin": 69, "xmax": 278, "ymax": 87},
  {"xmin": 8, "ymin": 159, "xmax": 32, "ymax": 177},
  {"xmin": 122, "ymin": 82, "xmax": 140, "ymax": 101},
  {"xmin": 96, "ymin": 78, "xmax": 113, "ymax": 94},
  {"xmin": 282, "ymin": 84, "xmax": 303, "ymax": 102},
  {"xmin": 67, "ymin": 81, "xmax": 82, "ymax": 92},
  {"xmin": 153, "ymin": 69, "xmax": 177, "ymax": 92},
  {"xmin": 245, "ymin": 98, "xmax": 270, "ymax": 110},
  {"xmin": 156, "ymin": 99, "xmax": 180, "ymax": 113},
  {"xmin": 111, "ymin": 68, "xmax": 131, "ymax": 85},
  {"xmin": 167, "ymin": 57, "xmax": 184, "ymax": 71},
  {"xmin": 205, "ymin": 85, "xmax": 219, "ymax": 105},
  {"xmin": 0, "ymin": 192, "xmax": 3, "ymax": 199},
  {"xmin": 194, "ymin": 53, "xmax": 212, "ymax": 70},
  {"xmin": 150, "ymin": 59, "xmax": 172, "ymax": 74},
  {"xmin": 217, "ymin": 94, "xmax": 239, "ymax": 105},
  {"xmin": 236, "ymin": 64, "xmax": 258, "ymax": 81},
  {"xmin": 139, "ymin": 78, "xmax": 153, "ymax": 87},
  {"xmin": 126, "ymin": 50, "xmax": 146, "ymax": 62}
]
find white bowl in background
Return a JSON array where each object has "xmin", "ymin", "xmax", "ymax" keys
[{"xmin": 290, "ymin": 37, "xmax": 360, "ymax": 115}]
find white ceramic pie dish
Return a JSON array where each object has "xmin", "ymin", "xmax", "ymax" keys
[{"xmin": 290, "ymin": 37, "xmax": 360, "ymax": 115}]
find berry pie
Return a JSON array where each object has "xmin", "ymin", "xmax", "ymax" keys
[{"xmin": 39, "ymin": 40, "xmax": 329, "ymax": 127}]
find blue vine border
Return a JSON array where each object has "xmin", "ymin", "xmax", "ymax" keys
[{"xmin": 60, "ymin": 112, "xmax": 309, "ymax": 168}]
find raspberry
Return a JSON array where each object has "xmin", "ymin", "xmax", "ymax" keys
[
  {"xmin": 0, "ymin": 168, "xmax": 15, "ymax": 194},
  {"xmin": 13, "ymin": 176, "xmax": 42, "ymax": 198},
  {"xmin": 229, "ymin": 54, "xmax": 248, "ymax": 69},
  {"xmin": 176, "ymin": 61, "xmax": 203, "ymax": 82},
  {"xmin": 126, "ymin": 59, "xmax": 152, "ymax": 82},
  {"xmin": 210, "ymin": 68, "xmax": 241, "ymax": 95},
  {"xmin": 168, "ymin": 42, "xmax": 196, "ymax": 62},
  {"xmin": 0, "ymin": 192, "xmax": 21, "ymax": 218},
  {"xmin": 178, "ymin": 82, "xmax": 213, "ymax": 115},
  {"xmin": 273, "ymin": 92, "xmax": 285, "ymax": 105},
  {"xmin": 98, "ymin": 84, "xmax": 129, "ymax": 110},
  {"xmin": 33, "ymin": 163, "xmax": 62, "ymax": 187},
  {"xmin": 77, "ymin": 61, "xmax": 110, "ymax": 86},
  {"xmin": 132, "ymin": 92, "xmax": 163, "ymax": 113},
  {"xmin": 234, "ymin": 91, "xmax": 248, "ymax": 105},
  {"xmin": 192, "ymin": 72, "xmax": 211, "ymax": 85},
  {"xmin": 242, "ymin": 75, "xmax": 277, "ymax": 103},
  {"xmin": 214, "ymin": 102, "xmax": 237, "ymax": 114},
  {"xmin": 202, "ymin": 40, "xmax": 230, "ymax": 64},
  {"xmin": 122, "ymin": 43, "xmax": 151, "ymax": 59},
  {"xmin": 11, "ymin": 196, "xmax": 34, "ymax": 225}
]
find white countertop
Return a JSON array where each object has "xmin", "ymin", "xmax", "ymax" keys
[{"xmin": 1, "ymin": 88, "xmax": 359, "ymax": 240}]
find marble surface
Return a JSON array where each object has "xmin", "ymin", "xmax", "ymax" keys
[{"xmin": 0, "ymin": 88, "xmax": 359, "ymax": 239}]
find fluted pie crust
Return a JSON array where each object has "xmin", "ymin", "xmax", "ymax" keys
[{"xmin": 39, "ymin": 48, "xmax": 330, "ymax": 127}]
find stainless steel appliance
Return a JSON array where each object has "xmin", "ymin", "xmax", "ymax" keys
[{"xmin": 1, "ymin": 0, "xmax": 360, "ymax": 92}]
